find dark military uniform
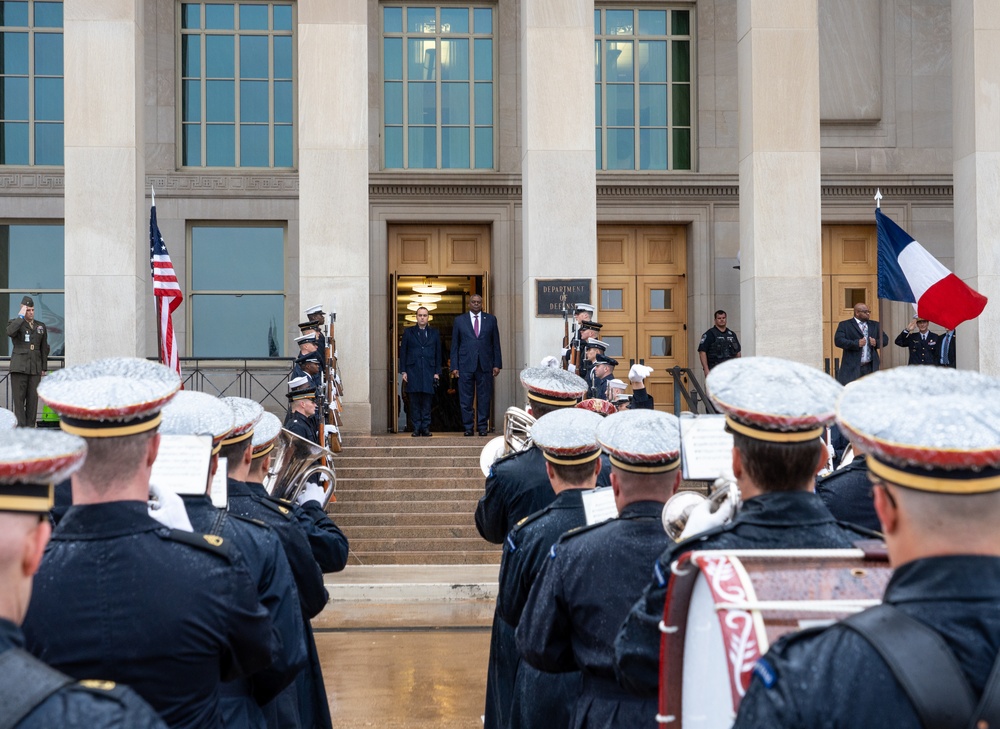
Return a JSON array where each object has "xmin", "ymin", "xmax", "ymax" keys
[
  {"xmin": 6, "ymin": 313, "xmax": 48, "ymax": 426},
  {"xmin": 182, "ymin": 495, "xmax": 308, "ymax": 729},
  {"xmin": 629, "ymin": 387, "xmax": 654, "ymax": 410},
  {"xmin": 587, "ymin": 371, "xmax": 612, "ymax": 401},
  {"xmin": 614, "ymin": 491, "xmax": 879, "ymax": 697},
  {"xmin": 735, "ymin": 556, "xmax": 1000, "ymax": 729},
  {"xmin": 0, "ymin": 619, "xmax": 167, "ymax": 729},
  {"xmin": 697, "ymin": 325, "xmax": 741, "ymax": 370},
  {"xmin": 894, "ymin": 329, "xmax": 940, "ymax": 365},
  {"xmin": 22, "ymin": 502, "xmax": 275, "ymax": 729},
  {"xmin": 517, "ymin": 501, "xmax": 669, "ymax": 728},
  {"xmin": 284, "ymin": 409, "xmax": 319, "ymax": 444},
  {"xmin": 495, "ymin": 489, "xmax": 589, "ymax": 729},
  {"xmin": 815, "ymin": 455, "xmax": 882, "ymax": 533}
]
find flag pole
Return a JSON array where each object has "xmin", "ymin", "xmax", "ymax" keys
[{"xmin": 150, "ymin": 188, "xmax": 165, "ymax": 367}]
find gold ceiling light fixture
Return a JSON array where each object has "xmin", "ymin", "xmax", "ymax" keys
[
  {"xmin": 408, "ymin": 293, "xmax": 443, "ymax": 304},
  {"xmin": 405, "ymin": 313, "xmax": 434, "ymax": 323},
  {"xmin": 411, "ymin": 279, "xmax": 448, "ymax": 295},
  {"xmin": 406, "ymin": 301, "xmax": 437, "ymax": 311}
]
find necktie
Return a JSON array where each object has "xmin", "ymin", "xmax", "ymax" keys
[
  {"xmin": 861, "ymin": 322, "xmax": 869, "ymax": 363},
  {"xmin": 474, "ymin": 315, "xmax": 480, "ymax": 337},
  {"xmin": 941, "ymin": 332, "xmax": 952, "ymax": 364}
]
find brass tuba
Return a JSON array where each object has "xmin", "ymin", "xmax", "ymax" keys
[
  {"xmin": 264, "ymin": 428, "xmax": 337, "ymax": 508},
  {"xmin": 661, "ymin": 479, "xmax": 741, "ymax": 541},
  {"xmin": 479, "ymin": 406, "xmax": 536, "ymax": 476}
]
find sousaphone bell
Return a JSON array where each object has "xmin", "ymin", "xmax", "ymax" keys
[{"xmin": 264, "ymin": 428, "xmax": 337, "ymax": 508}]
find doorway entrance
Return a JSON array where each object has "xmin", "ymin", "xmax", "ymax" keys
[
  {"xmin": 822, "ymin": 225, "xmax": 879, "ymax": 377},
  {"xmin": 388, "ymin": 224, "xmax": 491, "ymax": 433}
]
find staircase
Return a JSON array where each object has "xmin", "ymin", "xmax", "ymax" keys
[{"xmin": 328, "ymin": 434, "xmax": 503, "ymax": 565}]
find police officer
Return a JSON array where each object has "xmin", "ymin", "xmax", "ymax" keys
[
  {"xmin": 697, "ymin": 309, "xmax": 741, "ymax": 375},
  {"xmin": 735, "ymin": 366, "xmax": 1000, "ymax": 728},
  {"xmin": 497, "ymin": 407, "xmax": 606, "ymax": 729},
  {"xmin": 614, "ymin": 356, "xmax": 879, "ymax": 698},
  {"xmin": 0, "ymin": 430, "xmax": 168, "ymax": 729},
  {"xmin": 894, "ymin": 316, "xmax": 940, "ymax": 365},
  {"xmin": 6, "ymin": 295, "xmax": 49, "ymax": 427},
  {"xmin": 587, "ymin": 353, "xmax": 618, "ymax": 400},
  {"xmin": 23, "ymin": 358, "xmax": 276, "ymax": 729},
  {"xmin": 159, "ymin": 392, "xmax": 308, "ymax": 729},
  {"xmin": 518, "ymin": 409, "xmax": 680, "ymax": 727}
]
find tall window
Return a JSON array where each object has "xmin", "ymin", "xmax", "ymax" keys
[
  {"xmin": 0, "ymin": 1, "xmax": 63, "ymax": 165},
  {"xmin": 595, "ymin": 7, "xmax": 691, "ymax": 171},
  {"xmin": 189, "ymin": 224, "xmax": 284, "ymax": 357},
  {"xmin": 382, "ymin": 5, "xmax": 495, "ymax": 170},
  {"xmin": 0, "ymin": 223, "xmax": 64, "ymax": 355},
  {"xmin": 179, "ymin": 2, "xmax": 294, "ymax": 168}
]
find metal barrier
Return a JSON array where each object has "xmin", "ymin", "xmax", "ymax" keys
[{"xmin": 668, "ymin": 365, "xmax": 718, "ymax": 417}]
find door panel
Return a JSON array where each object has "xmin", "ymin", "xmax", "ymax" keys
[
  {"xmin": 596, "ymin": 276, "xmax": 635, "ymax": 324},
  {"xmin": 822, "ymin": 224, "xmax": 878, "ymax": 377},
  {"xmin": 639, "ymin": 275, "xmax": 686, "ymax": 323},
  {"xmin": 637, "ymin": 226, "xmax": 686, "ymax": 275},
  {"xmin": 597, "ymin": 227, "xmax": 636, "ymax": 275}
]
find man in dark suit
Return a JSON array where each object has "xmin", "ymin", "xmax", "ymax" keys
[
  {"xmin": 450, "ymin": 294, "xmax": 502, "ymax": 436},
  {"xmin": 939, "ymin": 328, "xmax": 957, "ymax": 367},
  {"xmin": 400, "ymin": 306, "xmax": 441, "ymax": 437},
  {"xmin": 834, "ymin": 302, "xmax": 888, "ymax": 385},
  {"xmin": 6, "ymin": 295, "xmax": 49, "ymax": 427}
]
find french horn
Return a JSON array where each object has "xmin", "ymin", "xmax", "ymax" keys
[
  {"xmin": 479, "ymin": 406, "xmax": 536, "ymax": 476},
  {"xmin": 662, "ymin": 479, "xmax": 741, "ymax": 541},
  {"xmin": 264, "ymin": 428, "xmax": 337, "ymax": 508}
]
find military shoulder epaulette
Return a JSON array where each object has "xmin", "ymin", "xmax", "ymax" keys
[
  {"xmin": 511, "ymin": 502, "xmax": 554, "ymax": 534},
  {"xmin": 229, "ymin": 513, "xmax": 271, "ymax": 530},
  {"xmin": 254, "ymin": 495, "xmax": 294, "ymax": 519},
  {"xmin": 558, "ymin": 519, "xmax": 610, "ymax": 543},
  {"xmin": 492, "ymin": 444, "xmax": 537, "ymax": 470},
  {"xmin": 162, "ymin": 528, "xmax": 236, "ymax": 561}
]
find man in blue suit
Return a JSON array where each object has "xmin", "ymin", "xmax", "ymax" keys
[
  {"xmin": 450, "ymin": 294, "xmax": 502, "ymax": 436},
  {"xmin": 400, "ymin": 306, "xmax": 442, "ymax": 437}
]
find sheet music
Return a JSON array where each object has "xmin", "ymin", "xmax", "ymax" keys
[
  {"xmin": 582, "ymin": 486, "xmax": 618, "ymax": 525},
  {"xmin": 680, "ymin": 414, "xmax": 734, "ymax": 481},
  {"xmin": 150, "ymin": 435, "xmax": 212, "ymax": 496},
  {"xmin": 210, "ymin": 457, "xmax": 228, "ymax": 509}
]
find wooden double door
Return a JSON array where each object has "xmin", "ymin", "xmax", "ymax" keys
[{"xmin": 822, "ymin": 225, "xmax": 879, "ymax": 377}]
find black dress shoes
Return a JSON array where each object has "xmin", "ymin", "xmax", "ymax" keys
[
  {"xmin": 478, "ymin": 431, "xmax": 488, "ymax": 436},
  {"xmin": 411, "ymin": 431, "xmax": 420, "ymax": 437},
  {"xmin": 421, "ymin": 431, "xmax": 432, "ymax": 437},
  {"xmin": 464, "ymin": 431, "xmax": 474, "ymax": 436}
]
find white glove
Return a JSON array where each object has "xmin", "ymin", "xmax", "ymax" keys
[
  {"xmin": 148, "ymin": 482, "xmax": 194, "ymax": 532},
  {"xmin": 541, "ymin": 355, "xmax": 560, "ymax": 368},
  {"xmin": 629, "ymin": 364, "xmax": 653, "ymax": 384},
  {"xmin": 678, "ymin": 493, "xmax": 736, "ymax": 541},
  {"xmin": 560, "ymin": 348, "xmax": 570, "ymax": 358},
  {"xmin": 295, "ymin": 482, "xmax": 325, "ymax": 506},
  {"xmin": 568, "ymin": 364, "xmax": 577, "ymax": 374}
]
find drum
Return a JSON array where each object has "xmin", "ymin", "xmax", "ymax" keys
[{"xmin": 657, "ymin": 548, "xmax": 892, "ymax": 727}]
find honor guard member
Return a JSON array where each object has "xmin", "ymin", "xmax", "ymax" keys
[
  {"xmin": 894, "ymin": 316, "xmax": 940, "ymax": 365},
  {"xmin": 285, "ymin": 384, "xmax": 321, "ymax": 444},
  {"xmin": 159, "ymin": 392, "xmax": 308, "ymax": 729},
  {"xmin": 561, "ymin": 304, "xmax": 594, "ymax": 362},
  {"xmin": 518, "ymin": 410, "xmax": 680, "ymax": 727},
  {"xmin": 697, "ymin": 309, "xmax": 741, "ymax": 376},
  {"xmin": 288, "ymin": 374, "xmax": 323, "ymax": 443},
  {"xmin": 626, "ymin": 364, "xmax": 655, "ymax": 410},
  {"xmin": 0, "ymin": 430, "xmax": 168, "ymax": 729},
  {"xmin": 614, "ymin": 357, "xmax": 879, "ymax": 698},
  {"xmin": 295, "ymin": 352, "xmax": 324, "ymax": 391},
  {"xmin": 304, "ymin": 305, "xmax": 329, "ymax": 353},
  {"xmin": 735, "ymin": 367, "xmax": 1000, "ymax": 729},
  {"xmin": 23, "ymin": 358, "xmax": 275, "ymax": 729},
  {"xmin": 565, "ymin": 319, "xmax": 601, "ymax": 374},
  {"xmin": 6, "ymin": 295, "xmax": 49, "ymax": 427},
  {"xmin": 497, "ymin": 408, "xmax": 606, "ymax": 729},
  {"xmin": 587, "ymin": 353, "xmax": 618, "ymax": 401},
  {"xmin": 580, "ymin": 338, "xmax": 608, "ymax": 383},
  {"xmin": 575, "ymin": 323, "xmax": 603, "ymax": 379}
]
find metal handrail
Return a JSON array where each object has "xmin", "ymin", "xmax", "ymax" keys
[{"xmin": 668, "ymin": 365, "xmax": 718, "ymax": 416}]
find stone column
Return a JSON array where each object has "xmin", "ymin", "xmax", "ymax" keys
[
  {"xmin": 63, "ymin": 2, "xmax": 145, "ymax": 364},
  {"xmin": 953, "ymin": 0, "xmax": 1000, "ymax": 375},
  {"xmin": 737, "ymin": 0, "xmax": 823, "ymax": 364},
  {"xmin": 298, "ymin": 0, "xmax": 370, "ymax": 430},
  {"xmin": 521, "ymin": 0, "xmax": 596, "ymax": 368}
]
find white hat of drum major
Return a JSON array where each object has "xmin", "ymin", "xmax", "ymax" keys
[
  {"xmin": 707, "ymin": 356, "xmax": 842, "ymax": 443},
  {"xmin": 838, "ymin": 367, "xmax": 1000, "ymax": 494}
]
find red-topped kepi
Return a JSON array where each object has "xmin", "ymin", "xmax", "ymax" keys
[
  {"xmin": 519, "ymin": 366, "xmax": 588, "ymax": 409},
  {"xmin": 597, "ymin": 409, "xmax": 680, "ymax": 473},
  {"xmin": 0, "ymin": 430, "xmax": 87, "ymax": 513},
  {"xmin": 530, "ymin": 408, "xmax": 604, "ymax": 466},
  {"xmin": 219, "ymin": 397, "xmax": 264, "ymax": 448}
]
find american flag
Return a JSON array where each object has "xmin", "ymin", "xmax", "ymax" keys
[{"xmin": 149, "ymin": 204, "xmax": 183, "ymax": 376}]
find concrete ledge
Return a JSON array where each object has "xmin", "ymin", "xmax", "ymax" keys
[{"xmin": 326, "ymin": 564, "xmax": 499, "ymax": 602}]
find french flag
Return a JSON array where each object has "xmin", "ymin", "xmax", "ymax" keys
[{"xmin": 876, "ymin": 208, "xmax": 988, "ymax": 330}]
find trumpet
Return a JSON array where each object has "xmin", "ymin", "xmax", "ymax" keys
[
  {"xmin": 479, "ymin": 406, "xmax": 536, "ymax": 476},
  {"xmin": 264, "ymin": 428, "xmax": 337, "ymax": 508},
  {"xmin": 662, "ymin": 478, "xmax": 741, "ymax": 541}
]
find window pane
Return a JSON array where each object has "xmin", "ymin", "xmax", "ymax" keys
[
  {"xmin": 240, "ymin": 123, "xmax": 268, "ymax": 166},
  {"xmin": 1, "ymin": 2, "xmax": 29, "ymax": 25},
  {"xmin": 183, "ymin": 123, "xmax": 201, "ymax": 165},
  {"xmin": 192, "ymin": 226, "xmax": 283, "ymax": 289},
  {"xmin": 672, "ymin": 128, "xmax": 691, "ymax": 170},
  {"xmin": 33, "ymin": 122, "xmax": 61, "ymax": 164},
  {"xmin": 595, "ymin": 40, "xmax": 600, "ymax": 81},
  {"xmin": 605, "ymin": 41, "xmax": 633, "ymax": 82},
  {"xmin": 384, "ymin": 81, "xmax": 403, "ymax": 124},
  {"xmin": 601, "ymin": 289, "xmax": 623, "ymax": 310},
  {"xmin": 181, "ymin": 4, "xmax": 201, "ymax": 29},
  {"xmin": 639, "ymin": 128, "xmax": 667, "ymax": 170},
  {"xmin": 650, "ymin": 289, "xmax": 671, "ymax": 310},
  {"xmin": 34, "ymin": 31, "xmax": 61, "ymax": 75},
  {"xmin": 606, "ymin": 128, "xmax": 634, "ymax": 170},
  {"xmin": 274, "ymin": 124, "xmax": 292, "ymax": 166},
  {"xmin": 639, "ymin": 40, "xmax": 665, "ymax": 82},
  {"xmin": 1, "ymin": 123, "xmax": 28, "ymax": 163},
  {"xmin": 206, "ymin": 79, "xmax": 234, "ymax": 121},
  {"xmin": 2, "ymin": 78, "xmax": 28, "ymax": 120},
  {"xmin": 473, "ymin": 38, "xmax": 491, "ymax": 80},
  {"xmin": 638, "ymin": 10, "xmax": 666, "ymax": 36},
  {"xmin": 474, "ymin": 127, "xmax": 492, "ymax": 169},
  {"xmin": 384, "ymin": 37, "xmax": 403, "ymax": 80},
  {"xmin": 407, "ymin": 126, "xmax": 435, "ymax": 168},
  {"xmin": 206, "ymin": 35, "xmax": 235, "ymax": 77},
  {"xmin": 192, "ymin": 294, "xmax": 283, "ymax": 357},
  {"xmin": 603, "ymin": 336, "xmax": 623, "ymax": 358},
  {"xmin": 672, "ymin": 10, "xmax": 690, "ymax": 36},
  {"xmin": 1, "ymin": 224, "xmax": 64, "ymax": 288},
  {"xmin": 206, "ymin": 124, "xmax": 235, "ymax": 165},
  {"xmin": 594, "ymin": 84, "xmax": 601, "ymax": 125},
  {"xmin": 182, "ymin": 35, "xmax": 201, "ymax": 77},
  {"xmin": 474, "ymin": 8, "xmax": 492, "ymax": 34},
  {"xmin": 441, "ymin": 82, "xmax": 469, "ymax": 124},
  {"xmin": 273, "ymin": 35, "xmax": 291, "ymax": 78},
  {"xmin": 408, "ymin": 7, "xmax": 435, "ymax": 33},
  {"xmin": 239, "ymin": 79, "xmax": 268, "ymax": 122},
  {"xmin": 239, "ymin": 4, "xmax": 267, "ymax": 30},
  {"xmin": 441, "ymin": 126, "xmax": 469, "ymax": 168},
  {"xmin": 606, "ymin": 10, "xmax": 632, "ymax": 35},
  {"xmin": 606, "ymin": 84, "xmax": 634, "ymax": 126},
  {"xmin": 474, "ymin": 82, "xmax": 492, "ymax": 124},
  {"xmin": 408, "ymin": 38, "xmax": 436, "ymax": 79},
  {"xmin": 1, "ymin": 294, "xmax": 63, "ymax": 356},
  {"xmin": 595, "ymin": 128, "xmax": 601, "ymax": 169},
  {"xmin": 407, "ymin": 81, "xmax": 435, "ymax": 124},
  {"xmin": 274, "ymin": 79, "xmax": 292, "ymax": 123},
  {"xmin": 33, "ymin": 1, "xmax": 60, "ymax": 26},
  {"xmin": 672, "ymin": 40, "xmax": 690, "ymax": 82},
  {"xmin": 441, "ymin": 38, "xmax": 468, "ymax": 80},
  {"xmin": 384, "ymin": 126, "xmax": 403, "ymax": 168},
  {"xmin": 273, "ymin": 4, "xmax": 291, "ymax": 31},
  {"xmin": 33, "ymin": 77, "xmax": 61, "ymax": 120},
  {"xmin": 3, "ymin": 32, "xmax": 28, "ymax": 75},
  {"xmin": 205, "ymin": 3, "xmax": 234, "ymax": 30},
  {"xmin": 594, "ymin": 9, "xmax": 600, "ymax": 35},
  {"xmin": 672, "ymin": 84, "xmax": 690, "ymax": 125},
  {"xmin": 240, "ymin": 35, "xmax": 267, "ymax": 78},
  {"xmin": 384, "ymin": 7, "xmax": 402, "ymax": 33},
  {"xmin": 639, "ymin": 84, "xmax": 666, "ymax": 126},
  {"xmin": 651, "ymin": 335, "xmax": 672, "ymax": 357},
  {"xmin": 440, "ymin": 8, "xmax": 468, "ymax": 34}
]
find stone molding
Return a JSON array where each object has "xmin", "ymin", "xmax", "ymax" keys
[
  {"xmin": 0, "ymin": 170, "xmax": 64, "ymax": 193},
  {"xmin": 146, "ymin": 173, "xmax": 299, "ymax": 197}
]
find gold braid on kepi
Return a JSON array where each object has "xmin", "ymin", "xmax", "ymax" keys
[
  {"xmin": 220, "ymin": 397, "xmax": 264, "ymax": 446},
  {"xmin": 0, "ymin": 430, "xmax": 87, "ymax": 513},
  {"xmin": 37, "ymin": 357, "xmax": 181, "ymax": 438},
  {"xmin": 530, "ymin": 408, "xmax": 604, "ymax": 466},
  {"xmin": 159, "ymin": 391, "xmax": 235, "ymax": 456},
  {"xmin": 597, "ymin": 409, "xmax": 681, "ymax": 474},
  {"xmin": 519, "ymin": 366, "xmax": 588, "ymax": 408},
  {"xmin": 837, "ymin": 367, "xmax": 1000, "ymax": 494},
  {"xmin": 706, "ymin": 356, "xmax": 842, "ymax": 443},
  {"xmin": 252, "ymin": 412, "xmax": 282, "ymax": 459}
]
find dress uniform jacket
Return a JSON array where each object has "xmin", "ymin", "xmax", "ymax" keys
[
  {"xmin": 613, "ymin": 491, "xmax": 879, "ymax": 698},
  {"xmin": 496, "ymin": 490, "xmax": 588, "ymax": 729},
  {"xmin": 285, "ymin": 409, "xmax": 319, "ymax": 444},
  {"xmin": 517, "ymin": 501, "xmax": 670, "ymax": 728},
  {"xmin": 814, "ymin": 455, "xmax": 882, "ymax": 534},
  {"xmin": 21, "ymin": 502, "xmax": 275, "ymax": 729},
  {"xmin": 734, "ymin": 556, "xmax": 1000, "ymax": 728},
  {"xmin": 588, "ymin": 373, "xmax": 612, "ymax": 401},
  {"xmin": 183, "ymin": 495, "xmax": 308, "ymax": 729},
  {"xmin": 399, "ymin": 325, "xmax": 442, "ymax": 394},
  {"xmin": 6, "ymin": 316, "xmax": 48, "ymax": 374},
  {"xmin": 0, "ymin": 619, "xmax": 167, "ymax": 729},
  {"xmin": 894, "ymin": 330, "xmax": 940, "ymax": 365}
]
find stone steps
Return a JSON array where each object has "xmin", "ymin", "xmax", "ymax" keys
[
  {"xmin": 333, "ymin": 512, "xmax": 480, "ymax": 527},
  {"xmin": 333, "ymin": 499, "xmax": 480, "ymax": 515},
  {"xmin": 336, "ymin": 466, "xmax": 481, "ymax": 479},
  {"xmin": 335, "ymin": 456, "xmax": 482, "ymax": 469}
]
